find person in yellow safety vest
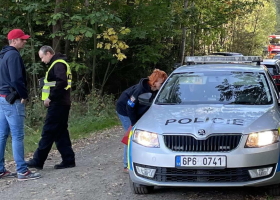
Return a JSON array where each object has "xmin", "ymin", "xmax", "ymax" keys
[{"xmin": 26, "ymin": 45, "xmax": 75, "ymax": 170}]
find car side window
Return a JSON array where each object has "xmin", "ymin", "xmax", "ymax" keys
[{"xmin": 266, "ymin": 70, "xmax": 279, "ymax": 99}]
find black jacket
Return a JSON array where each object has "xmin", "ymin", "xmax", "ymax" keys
[
  {"xmin": 47, "ymin": 53, "xmax": 71, "ymax": 105},
  {"xmin": 0, "ymin": 46, "xmax": 28, "ymax": 99},
  {"xmin": 116, "ymin": 78, "xmax": 155, "ymax": 125}
]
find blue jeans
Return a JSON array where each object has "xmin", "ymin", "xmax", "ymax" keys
[
  {"xmin": 116, "ymin": 111, "xmax": 131, "ymax": 168},
  {"xmin": 0, "ymin": 97, "xmax": 27, "ymax": 173}
]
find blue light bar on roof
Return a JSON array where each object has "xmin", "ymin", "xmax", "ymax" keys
[{"xmin": 185, "ymin": 56, "xmax": 263, "ymax": 63}]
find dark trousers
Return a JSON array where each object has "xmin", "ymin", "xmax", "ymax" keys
[{"xmin": 33, "ymin": 104, "xmax": 75, "ymax": 166}]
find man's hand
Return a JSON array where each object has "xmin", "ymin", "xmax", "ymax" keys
[
  {"xmin": 44, "ymin": 98, "xmax": 51, "ymax": 107},
  {"xmin": 21, "ymin": 99, "xmax": 27, "ymax": 104}
]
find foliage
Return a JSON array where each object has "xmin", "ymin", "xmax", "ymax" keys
[
  {"xmin": 97, "ymin": 27, "xmax": 130, "ymax": 61},
  {"xmin": 0, "ymin": 0, "xmax": 277, "ymax": 94},
  {"xmin": 229, "ymin": 0, "xmax": 277, "ymax": 56}
]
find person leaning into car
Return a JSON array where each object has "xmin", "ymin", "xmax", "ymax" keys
[
  {"xmin": 116, "ymin": 69, "xmax": 168, "ymax": 173},
  {"xmin": 0, "ymin": 29, "xmax": 41, "ymax": 181},
  {"xmin": 26, "ymin": 45, "xmax": 75, "ymax": 170}
]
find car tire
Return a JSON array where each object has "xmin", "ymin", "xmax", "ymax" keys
[
  {"xmin": 267, "ymin": 184, "xmax": 280, "ymax": 196},
  {"xmin": 129, "ymin": 177, "xmax": 154, "ymax": 194}
]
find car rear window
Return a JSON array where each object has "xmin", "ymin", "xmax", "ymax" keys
[
  {"xmin": 156, "ymin": 71, "xmax": 273, "ymax": 105},
  {"xmin": 264, "ymin": 65, "xmax": 277, "ymax": 75}
]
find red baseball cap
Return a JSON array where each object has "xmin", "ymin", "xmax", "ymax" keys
[{"xmin": 7, "ymin": 29, "xmax": 30, "ymax": 40}]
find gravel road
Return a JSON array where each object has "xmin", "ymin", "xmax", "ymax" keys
[{"xmin": 0, "ymin": 126, "xmax": 278, "ymax": 200}]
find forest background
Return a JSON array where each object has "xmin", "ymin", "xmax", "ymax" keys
[{"xmin": 0, "ymin": 0, "xmax": 278, "ymax": 158}]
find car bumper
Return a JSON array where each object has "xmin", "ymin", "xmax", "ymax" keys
[
  {"xmin": 129, "ymin": 169, "xmax": 280, "ymax": 187},
  {"xmin": 128, "ymin": 136, "xmax": 280, "ymax": 187}
]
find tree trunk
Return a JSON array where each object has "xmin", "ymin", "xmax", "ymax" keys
[
  {"xmin": 65, "ymin": 3, "xmax": 72, "ymax": 57},
  {"xmin": 92, "ymin": 23, "xmax": 98, "ymax": 90},
  {"xmin": 231, "ymin": 20, "xmax": 236, "ymax": 52},
  {"xmin": 190, "ymin": 2, "xmax": 195, "ymax": 56},
  {"xmin": 248, "ymin": 12, "xmax": 259, "ymax": 55},
  {"xmin": 27, "ymin": 12, "xmax": 37, "ymax": 96},
  {"xmin": 100, "ymin": 62, "xmax": 110, "ymax": 95},
  {"xmin": 53, "ymin": 0, "xmax": 63, "ymax": 53},
  {"xmin": 180, "ymin": 0, "xmax": 188, "ymax": 65},
  {"xmin": 100, "ymin": 61, "xmax": 119, "ymax": 95}
]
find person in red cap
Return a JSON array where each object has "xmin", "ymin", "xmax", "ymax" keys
[{"xmin": 0, "ymin": 29, "xmax": 41, "ymax": 181}]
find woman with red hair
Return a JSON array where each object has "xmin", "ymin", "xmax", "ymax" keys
[{"xmin": 116, "ymin": 69, "xmax": 168, "ymax": 173}]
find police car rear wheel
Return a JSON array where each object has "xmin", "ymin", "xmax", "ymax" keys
[
  {"xmin": 267, "ymin": 184, "xmax": 280, "ymax": 196},
  {"xmin": 129, "ymin": 178, "xmax": 154, "ymax": 194}
]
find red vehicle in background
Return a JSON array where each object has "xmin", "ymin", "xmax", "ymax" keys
[{"xmin": 268, "ymin": 35, "xmax": 280, "ymax": 58}]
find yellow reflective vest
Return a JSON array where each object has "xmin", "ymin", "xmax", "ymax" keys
[{"xmin": 41, "ymin": 59, "xmax": 72, "ymax": 101}]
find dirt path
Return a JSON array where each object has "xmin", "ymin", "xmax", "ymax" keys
[{"xmin": 0, "ymin": 126, "xmax": 278, "ymax": 200}]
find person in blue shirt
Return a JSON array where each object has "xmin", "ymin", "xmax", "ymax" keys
[{"xmin": 0, "ymin": 29, "xmax": 41, "ymax": 181}]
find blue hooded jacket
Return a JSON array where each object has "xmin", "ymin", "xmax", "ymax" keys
[
  {"xmin": 0, "ymin": 46, "xmax": 28, "ymax": 99},
  {"xmin": 116, "ymin": 78, "xmax": 157, "ymax": 125}
]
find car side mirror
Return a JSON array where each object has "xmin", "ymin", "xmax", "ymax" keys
[{"xmin": 138, "ymin": 92, "xmax": 153, "ymax": 106}]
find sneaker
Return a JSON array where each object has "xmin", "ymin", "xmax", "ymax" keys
[
  {"xmin": 26, "ymin": 159, "xmax": 43, "ymax": 170},
  {"xmin": 54, "ymin": 161, "xmax": 75, "ymax": 169},
  {"xmin": 123, "ymin": 167, "xmax": 129, "ymax": 174},
  {"xmin": 18, "ymin": 170, "xmax": 41, "ymax": 181},
  {"xmin": 0, "ymin": 170, "xmax": 17, "ymax": 178}
]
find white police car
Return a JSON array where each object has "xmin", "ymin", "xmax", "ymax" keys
[{"xmin": 127, "ymin": 56, "xmax": 280, "ymax": 195}]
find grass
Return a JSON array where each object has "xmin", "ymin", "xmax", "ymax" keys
[
  {"xmin": 69, "ymin": 117, "xmax": 120, "ymax": 140},
  {"xmin": 4, "ymin": 91, "xmax": 121, "ymax": 161}
]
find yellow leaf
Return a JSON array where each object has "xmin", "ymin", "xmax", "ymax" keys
[
  {"xmin": 104, "ymin": 35, "xmax": 110, "ymax": 40},
  {"xmin": 97, "ymin": 43, "xmax": 103, "ymax": 48},
  {"xmin": 75, "ymin": 36, "xmax": 81, "ymax": 42},
  {"xmin": 109, "ymin": 35, "xmax": 118, "ymax": 42},
  {"xmin": 118, "ymin": 42, "xmax": 129, "ymax": 50},
  {"xmin": 104, "ymin": 43, "xmax": 111, "ymax": 50},
  {"xmin": 116, "ymin": 53, "xmax": 127, "ymax": 61},
  {"xmin": 118, "ymin": 41, "xmax": 124, "ymax": 48},
  {"xmin": 120, "ymin": 28, "xmax": 131, "ymax": 35},
  {"xmin": 108, "ymin": 28, "xmax": 116, "ymax": 35}
]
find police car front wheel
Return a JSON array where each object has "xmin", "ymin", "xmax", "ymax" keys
[{"xmin": 129, "ymin": 178, "xmax": 154, "ymax": 194}]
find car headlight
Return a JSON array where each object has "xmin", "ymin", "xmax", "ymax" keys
[
  {"xmin": 245, "ymin": 130, "xmax": 279, "ymax": 148},
  {"xmin": 133, "ymin": 129, "xmax": 160, "ymax": 148}
]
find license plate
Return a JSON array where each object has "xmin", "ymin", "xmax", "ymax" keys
[{"xmin": 175, "ymin": 156, "xmax": 226, "ymax": 168}]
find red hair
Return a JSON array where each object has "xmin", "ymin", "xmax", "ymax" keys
[{"xmin": 148, "ymin": 69, "xmax": 168, "ymax": 86}]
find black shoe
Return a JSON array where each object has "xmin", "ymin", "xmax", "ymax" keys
[
  {"xmin": 26, "ymin": 159, "xmax": 43, "ymax": 170},
  {"xmin": 54, "ymin": 161, "xmax": 76, "ymax": 169}
]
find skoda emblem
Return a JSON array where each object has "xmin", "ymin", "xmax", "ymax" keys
[{"xmin": 198, "ymin": 129, "xmax": 206, "ymax": 136}]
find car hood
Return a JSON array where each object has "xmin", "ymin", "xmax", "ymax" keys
[{"xmin": 136, "ymin": 104, "xmax": 278, "ymax": 136}]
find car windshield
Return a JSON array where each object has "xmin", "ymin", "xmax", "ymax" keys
[
  {"xmin": 155, "ymin": 71, "xmax": 273, "ymax": 105},
  {"xmin": 273, "ymin": 56, "xmax": 280, "ymax": 59}
]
